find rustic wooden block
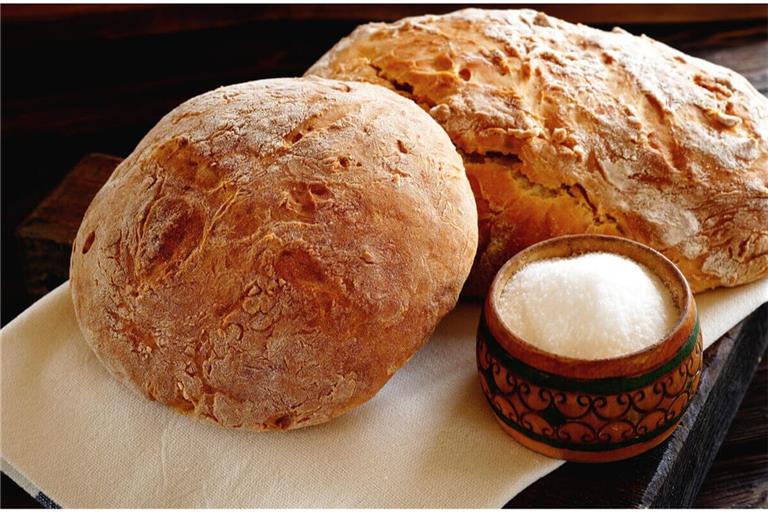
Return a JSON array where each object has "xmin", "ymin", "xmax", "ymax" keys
[
  {"xmin": 12, "ymin": 151, "xmax": 768, "ymax": 507},
  {"xmin": 695, "ymin": 344, "xmax": 768, "ymax": 507},
  {"xmin": 15, "ymin": 153, "xmax": 120, "ymax": 299}
]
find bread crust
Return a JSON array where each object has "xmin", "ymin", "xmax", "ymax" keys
[
  {"xmin": 69, "ymin": 77, "xmax": 478, "ymax": 430},
  {"xmin": 306, "ymin": 8, "xmax": 768, "ymax": 295}
]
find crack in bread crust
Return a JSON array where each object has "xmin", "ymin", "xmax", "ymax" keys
[
  {"xmin": 356, "ymin": 61, "xmax": 630, "ymax": 294},
  {"xmin": 367, "ymin": 61, "xmax": 625, "ymax": 232}
]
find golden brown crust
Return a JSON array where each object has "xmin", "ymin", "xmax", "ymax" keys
[
  {"xmin": 69, "ymin": 77, "xmax": 478, "ymax": 430},
  {"xmin": 306, "ymin": 8, "xmax": 768, "ymax": 295}
]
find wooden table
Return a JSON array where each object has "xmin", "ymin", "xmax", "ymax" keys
[
  {"xmin": 3, "ymin": 5, "xmax": 767, "ymax": 508},
  {"xmin": 7, "ymin": 154, "xmax": 768, "ymax": 508}
]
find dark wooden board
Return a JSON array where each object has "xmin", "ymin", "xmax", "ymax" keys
[
  {"xmin": 4, "ymin": 4, "xmax": 766, "ymax": 44},
  {"xmin": 695, "ymin": 344, "xmax": 768, "ymax": 508},
  {"xmin": 15, "ymin": 154, "xmax": 121, "ymax": 299},
  {"xmin": 694, "ymin": 352, "xmax": 768, "ymax": 508},
  {"xmin": 13, "ymin": 154, "xmax": 768, "ymax": 508}
]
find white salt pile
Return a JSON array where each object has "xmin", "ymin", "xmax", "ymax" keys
[{"xmin": 497, "ymin": 252, "xmax": 679, "ymax": 360}]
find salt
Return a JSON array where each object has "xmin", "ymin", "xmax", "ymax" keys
[{"xmin": 497, "ymin": 252, "xmax": 678, "ymax": 360}]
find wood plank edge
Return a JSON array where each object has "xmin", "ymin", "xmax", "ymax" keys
[{"xmin": 15, "ymin": 153, "xmax": 120, "ymax": 242}]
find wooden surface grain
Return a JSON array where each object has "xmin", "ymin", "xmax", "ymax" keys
[
  {"xmin": 16, "ymin": 155, "xmax": 120, "ymax": 298},
  {"xmin": 3, "ymin": 4, "xmax": 766, "ymax": 34},
  {"xmin": 2, "ymin": 5, "xmax": 767, "ymax": 508},
  {"xmin": 695, "ymin": 347, "xmax": 768, "ymax": 507}
]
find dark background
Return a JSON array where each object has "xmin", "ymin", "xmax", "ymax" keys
[{"xmin": 2, "ymin": 4, "xmax": 767, "ymax": 508}]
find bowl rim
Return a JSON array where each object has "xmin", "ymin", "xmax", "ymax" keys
[{"xmin": 484, "ymin": 234, "xmax": 698, "ymax": 380}]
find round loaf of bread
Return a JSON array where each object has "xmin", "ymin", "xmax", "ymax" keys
[
  {"xmin": 306, "ymin": 8, "xmax": 768, "ymax": 295},
  {"xmin": 69, "ymin": 77, "xmax": 478, "ymax": 430}
]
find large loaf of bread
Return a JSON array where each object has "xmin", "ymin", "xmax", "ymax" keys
[
  {"xmin": 306, "ymin": 8, "xmax": 768, "ymax": 295},
  {"xmin": 69, "ymin": 77, "xmax": 478, "ymax": 429}
]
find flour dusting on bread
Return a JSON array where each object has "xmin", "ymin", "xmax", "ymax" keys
[
  {"xmin": 69, "ymin": 77, "xmax": 478, "ymax": 430},
  {"xmin": 307, "ymin": 8, "xmax": 768, "ymax": 295}
]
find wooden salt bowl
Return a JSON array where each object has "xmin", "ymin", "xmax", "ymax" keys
[{"xmin": 477, "ymin": 234, "xmax": 703, "ymax": 463}]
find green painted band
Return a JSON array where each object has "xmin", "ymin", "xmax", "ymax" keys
[
  {"xmin": 485, "ymin": 393, "xmax": 691, "ymax": 452},
  {"xmin": 480, "ymin": 314, "xmax": 700, "ymax": 395}
]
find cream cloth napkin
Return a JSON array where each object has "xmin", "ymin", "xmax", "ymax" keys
[{"xmin": 2, "ymin": 279, "xmax": 767, "ymax": 508}]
